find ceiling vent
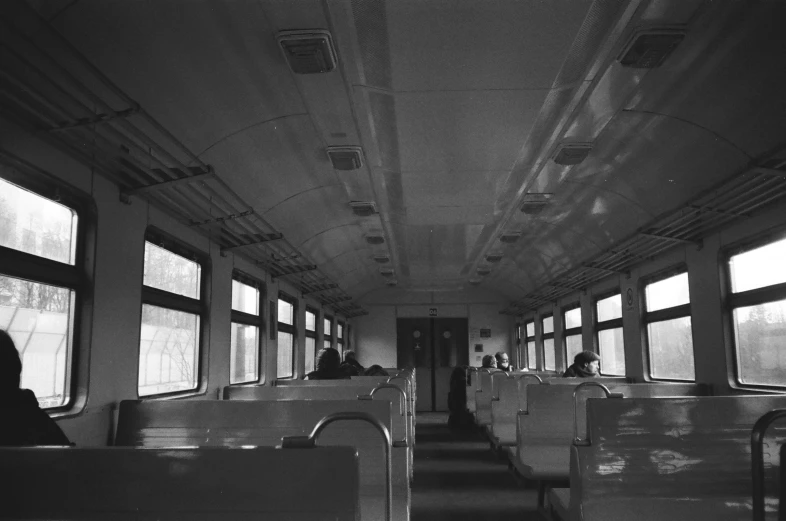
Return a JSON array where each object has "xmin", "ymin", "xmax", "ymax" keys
[
  {"xmin": 385, "ymin": 279, "xmax": 398, "ymax": 286},
  {"xmin": 365, "ymin": 234, "xmax": 385, "ymax": 245},
  {"xmin": 553, "ymin": 143, "xmax": 592, "ymax": 165},
  {"xmin": 350, "ymin": 201, "xmax": 377, "ymax": 217},
  {"xmin": 499, "ymin": 231, "xmax": 522, "ymax": 244},
  {"xmin": 327, "ymin": 146, "xmax": 363, "ymax": 170},
  {"xmin": 476, "ymin": 266, "xmax": 491, "ymax": 276},
  {"xmin": 373, "ymin": 254, "xmax": 390, "ymax": 264},
  {"xmin": 379, "ymin": 267, "xmax": 395, "ymax": 277},
  {"xmin": 277, "ymin": 30, "xmax": 337, "ymax": 74},
  {"xmin": 485, "ymin": 253, "xmax": 503, "ymax": 263},
  {"xmin": 468, "ymin": 278, "xmax": 482, "ymax": 285},
  {"xmin": 618, "ymin": 28, "xmax": 686, "ymax": 69},
  {"xmin": 520, "ymin": 193, "xmax": 553, "ymax": 215}
]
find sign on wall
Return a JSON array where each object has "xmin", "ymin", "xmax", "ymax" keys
[
  {"xmin": 429, "ymin": 307, "xmax": 437, "ymax": 317},
  {"xmin": 480, "ymin": 328, "xmax": 491, "ymax": 338}
]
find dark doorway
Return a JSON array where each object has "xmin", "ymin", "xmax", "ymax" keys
[{"xmin": 396, "ymin": 318, "xmax": 469, "ymax": 412}]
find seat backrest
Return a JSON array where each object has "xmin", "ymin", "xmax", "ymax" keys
[
  {"xmin": 2, "ymin": 446, "xmax": 359, "ymax": 520},
  {"xmin": 573, "ymin": 395, "xmax": 786, "ymax": 521},
  {"xmin": 116, "ymin": 399, "xmax": 402, "ymax": 489}
]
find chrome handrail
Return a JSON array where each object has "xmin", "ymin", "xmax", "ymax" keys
[
  {"xmin": 572, "ymin": 382, "xmax": 623, "ymax": 445},
  {"xmin": 367, "ymin": 384, "xmax": 407, "ymax": 417},
  {"xmin": 281, "ymin": 411, "xmax": 393, "ymax": 521},
  {"xmin": 387, "ymin": 375, "xmax": 412, "ymax": 403},
  {"xmin": 751, "ymin": 408, "xmax": 786, "ymax": 521}
]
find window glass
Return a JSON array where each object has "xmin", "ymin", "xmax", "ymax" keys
[
  {"xmin": 276, "ymin": 331, "xmax": 294, "ymax": 378},
  {"xmin": 526, "ymin": 322, "xmax": 535, "ymax": 337},
  {"xmin": 338, "ymin": 322, "xmax": 344, "ymax": 339},
  {"xmin": 305, "ymin": 310, "xmax": 316, "ymax": 331},
  {"xmin": 729, "ymin": 237, "xmax": 786, "ymax": 293},
  {"xmin": 143, "ymin": 242, "xmax": 201, "ymax": 299},
  {"xmin": 305, "ymin": 336, "xmax": 316, "ymax": 374},
  {"xmin": 138, "ymin": 304, "xmax": 199, "ymax": 396},
  {"xmin": 231, "ymin": 280, "xmax": 258, "ymax": 315},
  {"xmin": 324, "ymin": 317, "xmax": 332, "ymax": 336},
  {"xmin": 324, "ymin": 339, "xmax": 331, "ymax": 349},
  {"xmin": 542, "ymin": 315, "xmax": 554, "ymax": 334},
  {"xmin": 565, "ymin": 335, "xmax": 583, "ymax": 367},
  {"xmin": 564, "ymin": 307, "xmax": 581, "ymax": 329},
  {"xmin": 596, "ymin": 294, "xmax": 622, "ymax": 322},
  {"xmin": 733, "ymin": 299, "xmax": 786, "ymax": 386},
  {"xmin": 526, "ymin": 340, "xmax": 536, "ymax": 369},
  {"xmin": 645, "ymin": 272, "xmax": 689, "ymax": 312},
  {"xmin": 647, "ymin": 317, "xmax": 694, "ymax": 380},
  {"xmin": 278, "ymin": 299, "xmax": 294, "ymax": 326},
  {"xmin": 0, "ymin": 178, "xmax": 77, "ymax": 265},
  {"xmin": 230, "ymin": 323, "xmax": 258, "ymax": 384},
  {"xmin": 0, "ymin": 275, "xmax": 73, "ymax": 407},
  {"xmin": 598, "ymin": 328, "xmax": 626, "ymax": 376},
  {"xmin": 543, "ymin": 338, "xmax": 555, "ymax": 370}
]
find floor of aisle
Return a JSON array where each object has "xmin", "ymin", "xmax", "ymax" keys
[{"xmin": 410, "ymin": 412, "xmax": 544, "ymax": 521}]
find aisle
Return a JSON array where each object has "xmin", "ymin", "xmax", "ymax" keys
[{"xmin": 410, "ymin": 412, "xmax": 543, "ymax": 520}]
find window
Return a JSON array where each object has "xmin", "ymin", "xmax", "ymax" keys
[
  {"xmin": 563, "ymin": 305, "xmax": 582, "ymax": 371},
  {"xmin": 139, "ymin": 231, "xmax": 204, "ymax": 397},
  {"xmin": 515, "ymin": 323, "xmax": 522, "ymax": 368},
  {"xmin": 324, "ymin": 315, "xmax": 333, "ymax": 349},
  {"xmin": 277, "ymin": 293, "xmax": 296, "ymax": 378},
  {"xmin": 337, "ymin": 321, "xmax": 345, "ymax": 354},
  {"xmin": 0, "ymin": 177, "xmax": 82, "ymax": 409},
  {"xmin": 229, "ymin": 274, "xmax": 263, "ymax": 384},
  {"xmin": 727, "ymin": 235, "xmax": 786, "ymax": 388},
  {"xmin": 643, "ymin": 271, "xmax": 694, "ymax": 381},
  {"xmin": 305, "ymin": 307, "xmax": 317, "ymax": 374},
  {"xmin": 525, "ymin": 321, "xmax": 536, "ymax": 369},
  {"xmin": 542, "ymin": 314, "xmax": 555, "ymax": 371},
  {"xmin": 595, "ymin": 293, "xmax": 625, "ymax": 375}
]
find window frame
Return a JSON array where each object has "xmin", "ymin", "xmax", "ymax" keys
[
  {"xmin": 228, "ymin": 271, "xmax": 264, "ymax": 385},
  {"xmin": 723, "ymin": 229, "xmax": 786, "ymax": 390},
  {"xmin": 641, "ymin": 266, "xmax": 695, "ymax": 382},
  {"xmin": 276, "ymin": 291, "xmax": 297, "ymax": 380},
  {"xmin": 514, "ymin": 322, "xmax": 522, "ymax": 369},
  {"xmin": 561, "ymin": 302, "xmax": 582, "ymax": 371},
  {"xmin": 337, "ymin": 319, "xmax": 345, "ymax": 353},
  {"xmin": 305, "ymin": 306, "xmax": 318, "ymax": 374},
  {"xmin": 324, "ymin": 313, "xmax": 334, "ymax": 349},
  {"xmin": 0, "ymin": 168, "xmax": 94, "ymax": 413},
  {"xmin": 138, "ymin": 228, "xmax": 209, "ymax": 398},
  {"xmin": 593, "ymin": 289, "xmax": 625, "ymax": 376},
  {"xmin": 541, "ymin": 313, "xmax": 555, "ymax": 371},
  {"xmin": 524, "ymin": 319, "xmax": 536, "ymax": 369}
]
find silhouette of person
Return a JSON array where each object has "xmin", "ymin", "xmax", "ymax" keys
[
  {"xmin": 305, "ymin": 347, "xmax": 349, "ymax": 380},
  {"xmin": 481, "ymin": 354, "xmax": 497, "ymax": 369},
  {"xmin": 0, "ymin": 329, "xmax": 72, "ymax": 446},
  {"xmin": 340, "ymin": 349, "xmax": 365, "ymax": 376}
]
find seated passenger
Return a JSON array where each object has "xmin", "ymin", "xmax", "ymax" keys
[
  {"xmin": 340, "ymin": 349, "xmax": 365, "ymax": 376},
  {"xmin": 363, "ymin": 364, "xmax": 389, "ymax": 377},
  {"xmin": 0, "ymin": 329, "xmax": 72, "ymax": 446},
  {"xmin": 495, "ymin": 351, "xmax": 514, "ymax": 372},
  {"xmin": 481, "ymin": 354, "xmax": 497, "ymax": 369},
  {"xmin": 563, "ymin": 350, "xmax": 601, "ymax": 378},
  {"xmin": 305, "ymin": 347, "xmax": 349, "ymax": 380}
]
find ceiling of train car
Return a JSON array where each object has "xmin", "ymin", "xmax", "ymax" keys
[{"xmin": 31, "ymin": 0, "xmax": 786, "ymax": 304}]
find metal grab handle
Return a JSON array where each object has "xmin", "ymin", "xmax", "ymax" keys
[
  {"xmin": 281, "ymin": 412, "xmax": 393, "ymax": 521},
  {"xmin": 368, "ymin": 384, "xmax": 407, "ymax": 417},
  {"xmin": 751, "ymin": 409, "xmax": 786, "ymax": 521},
  {"xmin": 572, "ymin": 382, "xmax": 623, "ymax": 445},
  {"xmin": 519, "ymin": 374, "xmax": 543, "ymax": 384},
  {"xmin": 387, "ymin": 375, "xmax": 413, "ymax": 404}
]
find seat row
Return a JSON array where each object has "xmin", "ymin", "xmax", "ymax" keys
[
  {"xmin": 3, "ymin": 369, "xmax": 416, "ymax": 521},
  {"xmin": 466, "ymin": 369, "xmax": 786, "ymax": 521}
]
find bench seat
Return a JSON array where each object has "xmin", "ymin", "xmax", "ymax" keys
[{"xmin": 2, "ymin": 446, "xmax": 359, "ymax": 520}]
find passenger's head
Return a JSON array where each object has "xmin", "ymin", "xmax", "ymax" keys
[
  {"xmin": 495, "ymin": 351, "xmax": 510, "ymax": 370},
  {"xmin": 344, "ymin": 349, "xmax": 357, "ymax": 362},
  {"xmin": 573, "ymin": 350, "xmax": 600, "ymax": 375},
  {"xmin": 364, "ymin": 364, "xmax": 389, "ymax": 377},
  {"xmin": 316, "ymin": 347, "xmax": 341, "ymax": 373},
  {"xmin": 0, "ymin": 329, "xmax": 22, "ymax": 390},
  {"xmin": 481, "ymin": 354, "xmax": 497, "ymax": 369}
]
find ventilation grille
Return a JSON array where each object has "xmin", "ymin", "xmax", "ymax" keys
[
  {"xmin": 499, "ymin": 232, "xmax": 522, "ymax": 244},
  {"xmin": 277, "ymin": 30, "xmax": 337, "ymax": 74},
  {"xmin": 350, "ymin": 201, "xmax": 377, "ymax": 217},
  {"xmin": 327, "ymin": 146, "xmax": 363, "ymax": 170},
  {"xmin": 520, "ymin": 193, "xmax": 553, "ymax": 215},
  {"xmin": 485, "ymin": 253, "xmax": 503, "ymax": 263},
  {"xmin": 618, "ymin": 28, "xmax": 685, "ymax": 69},
  {"xmin": 379, "ymin": 267, "xmax": 395, "ymax": 276},
  {"xmin": 468, "ymin": 278, "xmax": 482, "ymax": 285},
  {"xmin": 373, "ymin": 254, "xmax": 390, "ymax": 263},
  {"xmin": 365, "ymin": 235, "xmax": 385, "ymax": 245},
  {"xmin": 553, "ymin": 143, "xmax": 592, "ymax": 165},
  {"xmin": 476, "ymin": 267, "xmax": 491, "ymax": 276},
  {"xmin": 385, "ymin": 279, "xmax": 398, "ymax": 286}
]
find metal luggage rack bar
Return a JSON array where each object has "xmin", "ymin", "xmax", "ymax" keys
[
  {"xmin": 0, "ymin": 4, "xmax": 363, "ymax": 315},
  {"xmin": 502, "ymin": 153, "xmax": 786, "ymax": 315}
]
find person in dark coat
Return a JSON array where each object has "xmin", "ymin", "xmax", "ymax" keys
[
  {"xmin": 0, "ymin": 329, "xmax": 72, "ymax": 446},
  {"xmin": 481, "ymin": 354, "xmax": 497, "ymax": 369},
  {"xmin": 305, "ymin": 347, "xmax": 349, "ymax": 380},
  {"xmin": 495, "ymin": 351, "xmax": 514, "ymax": 372},
  {"xmin": 563, "ymin": 350, "xmax": 601, "ymax": 378},
  {"xmin": 340, "ymin": 350, "xmax": 365, "ymax": 376}
]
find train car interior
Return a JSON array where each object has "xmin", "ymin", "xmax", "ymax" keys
[{"xmin": 1, "ymin": 0, "xmax": 786, "ymax": 519}]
